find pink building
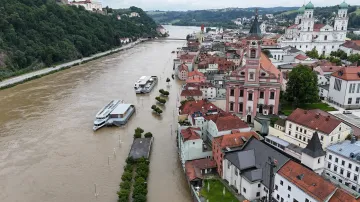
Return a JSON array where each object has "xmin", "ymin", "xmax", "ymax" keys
[
  {"xmin": 225, "ymin": 13, "xmax": 282, "ymax": 123},
  {"xmin": 178, "ymin": 64, "xmax": 189, "ymax": 80}
]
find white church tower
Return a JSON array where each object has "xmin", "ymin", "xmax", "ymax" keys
[
  {"xmin": 334, "ymin": 1, "xmax": 349, "ymax": 41},
  {"xmin": 301, "ymin": 2, "xmax": 315, "ymax": 32},
  {"xmin": 301, "ymin": 131, "xmax": 326, "ymax": 175}
]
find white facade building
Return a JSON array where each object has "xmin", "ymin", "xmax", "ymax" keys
[
  {"xmin": 177, "ymin": 127, "xmax": 212, "ymax": 169},
  {"xmin": 328, "ymin": 67, "xmax": 360, "ymax": 109},
  {"xmin": 69, "ymin": 0, "xmax": 102, "ymax": 11},
  {"xmin": 260, "ymin": 22, "xmax": 266, "ymax": 33},
  {"xmin": 279, "ymin": 2, "xmax": 349, "ymax": 56},
  {"xmin": 283, "ymin": 108, "xmax": 351, "ymax": 149},
  {"xmin": 325, "ymin": 138, "xmax": 360, "ymax": 194}
]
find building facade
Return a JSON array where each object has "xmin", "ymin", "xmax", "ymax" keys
[
  {"xmin": 225, "ymin": 13, "xmax": 282, "ymax": 123},
  {"xmin": 279, "ymin": 2, "xmax": 349, "ymax": 56},
  {"xmin": 328, "ymin": 67, "xmax": 360, "ymax": 109}
]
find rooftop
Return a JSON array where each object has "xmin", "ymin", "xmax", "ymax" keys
[
  {"xmin": 331, "ymin": 66, "xmax": 360, "ymax": 81},
  {"xmin": 180, "ymin": 127, "xmax": 201, "ymax": 142},
  {"xmin": 329, "ymin": 188, "xmax": 360, "ymax": 202},
  {"xmin": 287, "ymin": 108, "xmax": 341, "ymax": 134},
  {"xmin": 180, "ymin": 89, "xmax": 203, "ymax": 97},
  {"xmin": 318, "ymin": 66, "xmax": 343, "ymax": 73},
  {"xmin": 185, "ymin": 158, "xmax": 217, "ymax": 181},
  {"xmin": 278, "ymin": 160, "xmax": 336, "ymax": 202},
  {"xmin": 302, "ymin": 132, "xmax": 326, "ymax": 158},
  {"xmin": 214, "ymin": 115, "xmax": 249, "ymax": 131},
  {"xmin": 225, "ymin": 138, "xmax": 290, "ymax": 188},
  {"xmin": 295, "ymin": 54, "xmax": 309, "ymax": 61},
  {"xmin": 128, "ymin": 138, "xmax": 153, "ymax": 160},
  {"xmin": 179, "ymin": 100, "xmax": 220, "ymax": 115},
  {"xmin": 213, "ymin": 131, "xmax": 260, "ymax": 150}
]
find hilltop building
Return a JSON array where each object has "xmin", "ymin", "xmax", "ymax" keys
[
  {"xmin": 69, "ymin": 0, "xmax": 102, "ymax": 12},
  {"xmin": 279, "ymin": 1, "xmax": 349, "ymax": 56}
]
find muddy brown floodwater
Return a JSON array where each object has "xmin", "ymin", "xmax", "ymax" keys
[{"xmin": 0, "ymin": 26, "xmax": 199, "ymax": 202}]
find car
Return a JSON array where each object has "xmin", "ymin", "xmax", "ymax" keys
[{"xmin": 343, "ymin": 111, "xmax": 352, "ymax": 114}]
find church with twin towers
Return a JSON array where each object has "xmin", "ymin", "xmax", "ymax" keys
[{"xmin": 279, "ymin": 1, "xmax": 349, "ymax": 56}]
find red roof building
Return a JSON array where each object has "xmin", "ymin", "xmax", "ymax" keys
[
  {"xmin": 177, "ymin": 64, "xmax": 189, "ymax": 81},
  {"xmin": 313, "ymin": 24, "xmax": 325, "ymax": 32},
  {"xmin": 185, "ymin": 158, "xmax": 217, "ymax": 186},
  {"xmin": 331, "ymin": 66, "xmax": 360, "ymax": 81},
  {"xmin": 295, "ymin": 54, "xmax": 309, "ymax": 61},
  {"xmin": 179, "ymin": 100, "xmax": 220, "ymax": 116},
  {"xmin": 212, "ymin": 131, "xmax": 260, "ymax": 175},
  {"xmin": 180, "ymin": 127, "xmax": 201, "ymax": 142}
]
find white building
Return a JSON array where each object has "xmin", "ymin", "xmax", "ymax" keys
[
  {"xmin": 339, "ymin": 41, "xmax": 360, "ymax": 56},
  {"xmin": 279, "ymin": 1, "xmax": 349, "ymax": 56},
  {"xmin": 129, "ymin": 12, "xmax": 140, "ymax": 17},
  {"xmin": 223, "ymin": 138, "xmax": 290, "ymax": 201},
  {"xmin": 283, "ymin": 108, "xmax": 352, "ymax": 149},
  {"xmin": 69, "ymin": 0, "xmax": 102, "ymax": 12},
  {"xmin": 319, "ymin": 84, "xmax": 329, "ymax": 99},
  {"xmin": 325, "ymin": 138, "xmax": 360, "ymax": 194},
  {"xmin": 260, "ymin": 22, "xmax": 266, "ymax": 33},
  {"xmin": 328, "ymin": 66, "xmax": 360, "ymax": 109},
  {"xmin": 177, "ymin": 127, "xmax": 212, "ymax": 169}
]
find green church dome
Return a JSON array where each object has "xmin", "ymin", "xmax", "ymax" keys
[
  {"xmin": 339, "ymin": 1, "xmax": 349, "ymax": 9},
  {"xmin": 305, "ymin": 1, "xmax": 314, "ymax": 9}
]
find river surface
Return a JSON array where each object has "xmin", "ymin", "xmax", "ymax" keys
[{"xmin": 0, "ymin": 26, "xmax": 199, "ymax": 202}]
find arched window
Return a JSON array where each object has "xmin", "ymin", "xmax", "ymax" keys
[
  {"xmin": 250, "ymin": 49, "xmax": 256, "ymax": 58},
  {"xmin": 324, "ymin": 35, "xmax": 327, "ymax": 41},
  {"xmin": 308, "ymin": 27, "xmax": 310, "ymax": 31}
]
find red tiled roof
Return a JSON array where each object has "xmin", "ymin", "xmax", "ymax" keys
[
  {"xmin": 287, "ymin": 108, "xmax": 341, "ymax": 134},
  {"xmin": 341, "ymin": 41, "xmax": 360, "ymax": 51},
  {"xmin": 329, "ymin": 188, "xmax": 360, "ymax": 202},
  {"xmin": 213, "ymin": 131, "xmax": 260, "ymax": 149},
  {"xmin": 318, "ymin": 66, "xmax": 343, "ymax": 73},
  {"xmin": 180, "ymin": 89, "xmax": 202, "ymax": 97},
  {"xmin": 178, "ymin": 64, "xmax": 188, "ymax": 72},
  {"xmin": 188, "ymin": 70, "xmax": 205, "ymax": 78},
  {"xmin": 260, "ymin": 52, "xmax": 281, "ymax": 78},
  {"xmin": 288, "ymin": 24, "xmax": 298, "ymax": 29},
  {"xmin": 295, "ymin": 54, "xmax": 308, "ymax": 60},
  {"xmin": 185, "ymin": 158, "xmax": 217, "ymax": 181},
  {"xmin": 310, "ymin": 60, "xmax": 337, "ymax": 68},
  {"xmin": 180, "ymin": 54, "xmax": 196, "ymax": 61},
  {"xmin": 179, "ymin": 100, "xmax": 219, "ymax": 115},
  {"xmin": 353, "ymin": 40, "xmax": 360, "ymax": 46},
  {"xmin": 313, "ymin": 24, "xmax": 325, "ymax": 32},
  {"xmin": 180, "ymin": 127, "xmax": 201, "ymax": 142},
  {"xmin": 278, "ymin": 160, "xmax": 336, "ymax": 202},
  {"xmin": 215, "ymin": 115, "xmax": 249, "ymax": 131},
  {"xmin": 331, "ymin": 66, "xmax": 360, "ymax": 81}
]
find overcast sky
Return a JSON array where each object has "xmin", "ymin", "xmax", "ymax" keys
[{"xmin": 101, "ymin": 0, "xmax": 358, "ymax": 11}]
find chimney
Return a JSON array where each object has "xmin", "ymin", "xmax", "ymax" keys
[
  {"xmin": 315, "ymin": 113, "xmax": 320, "ymax": 119},
  {"xmin": 326, "ymin": 115, "xmax": 330, "ymax": 121},
  {"xmin": 304, "ymin": 110, "xmax": 308, "ymax": 114}
]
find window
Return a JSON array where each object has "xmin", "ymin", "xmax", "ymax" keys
[
  {"xmin": 334, "ymin": 166, "xmax": 338, "ymax": 172},
  {"xmin": 281, "ymin": 198, "xmax": 284, "ymax": 202},
  {"xmin": 240, "ymin": 89, "xmax": 244, "ymax": 97},
  {"xmin": 230, "ymin": 89, "xmax": 234, "ymax": 96},
  {"xmin": 333, "ymin": 176, "xmax": 337, "ymax": 180},
  {"xmin": 349, "ymin": 163, "xmax": 352, "ymax": 169},
  {"xmin": 296, "ymin": 127, "xmax": 298, "ymax": 131},
  {"xmin": 334, "ymin": 78, "xmax": 342, "ymax": 91},
  {"xmin": 235, "ymin": 169, "xmax": 238, "ymax": 176},
  {"xmin": 304, "ymin": 130, "xmax": 307, "ymax": 134},
  {"xmin": 348, "ymin": 98, "xmax": 352, "ymax": 104},
  {"xmin": 318, "ymin": 158, "xmax": 321, "ymax": 164},
  {"xmin": 305, "ymin": 199, "xmax": 309, "ymax": 202},
  {"xmin": 277, "ymin": 194, "xmax": 280, "ymax": 200},
  {"xmin": 260, "ymin": 91, "xmax": 264, "ymax": 99},
  {"xmin": 324, "ymin": 35, "xmax": 328, "ymax": 40},
  {"xmin": 250, "ymin": 49, "xmax": 256, "ymax": 58},
  {"xmin": 331, "ymin": 137, "xmax": 334, "ymax": 142},
  {"xmin": 248, "ymin": 93, "xmax": 253, "ymax": 101},
  {"xmin": 288, "ymin": 131, "xmax": 291, "ymax": 135},
  {"xmin": 275, "ymin": 185, "xmax": 278, "ymax": 190},
  {"xmin": 328, "ymin": 163, "xmax": 331, "ymax": 169},
  {"xmin": 230, "ymin": 103, "xmax": 234, "ymax": 111},
  {"xmin": 293, "ymin": 199, "xmax": 298, "ymax": 202},
  {"xmin": 264, "ymin": 187, "xmax": 268, "ymax": 193},
  {"xmin": 289, "ymin": 124, "xmax": 292, "ymax": 128},
  {"xmin": 228, "ymin": 161, "xmax": 231, "ymax": 169},
  {"xmin": 249, "ymin": 72, "xmax": 254, "ymax": 80},
  {"xmin": 280, "ymin": 180, "xmax": 283, "ymax": 185},
  {"xmin": 288, "ymin": 186, "xmax": 291, "ymax": 191},
  {"xmin": 256, "ymin": 192, "xmax": 260, "ymax": 197},
  {"xmin": 335, "ymin": 157, "xmax": 338, "ymax": 163},
  {"xmin": 342, "ymin": 160, "xmax": 345, "ymax": 166},
  {"xmin": 239, "ymin": 103, "xmax": 243, "ymax": 112},
  {"xmin": 258, "ymin": 184, "xmax": 261, "ymax": 188},
  {"xmin": 339, "ymin": 179, "xmax": 343, "ymax": 183},
  {"xmin": 347, "ymin": 171, "xmax": 351, "ymax": 178},
  {"xmin": 356, "ymin": 166, "xmax": 359, "ymax": 172},
  {"xmin": 243, "ymin": 188, "xmax": 246, "ymax": 193},
  {"xmin": 357, "ymin": 84, "xmax": 360, "ymax": 93},
  {"xmin": 340, "ymin": 168, "xmax": 344, "ymax": 174},
  {"xmin": 288, "ymin": 194, "xmax": 290, "ymax": 198},
  {"xmin": 353, "ymin": 185, "xmax": 357, "ymax": 191},
  {"xmin": 338, "ymin": 134, "xmax": 340, "ymax": 140},
  {"xmin": 329, "ymin": 155, "xmax": 332, "ymax": 160},
  {"xmin": 350, "ymin": 84, "xmax": 356, "ymax": 93},
  {"xmin": 354, "ymin": 175, "xmax": 358, "ymax": 181},
  {"xmin": 321, "ymin": 136, "xmax": 324, "ymax": 141}
]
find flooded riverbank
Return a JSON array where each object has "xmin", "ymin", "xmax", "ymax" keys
[{"xmin": 0, "ymin": 26, "xmax": 199, "ymax": 202}]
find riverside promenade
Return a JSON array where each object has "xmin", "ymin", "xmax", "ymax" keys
[{"xmin": 0, "ymin": 39, "xmax": 145, "ymax": 89}]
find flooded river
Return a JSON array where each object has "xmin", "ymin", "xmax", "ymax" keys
[{"xmin": 0, "ymin": 26, "xmax": 198, "ymax": 202}]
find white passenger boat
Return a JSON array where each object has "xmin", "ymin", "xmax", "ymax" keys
[
  {"xmin": 134, "ymin": 76, "xmax": 158, "ymax": 94},
  {"xmin": 93, "ymin": 100, "xmax": 135, "ymax": 131}
]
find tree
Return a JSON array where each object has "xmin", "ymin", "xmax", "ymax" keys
[
  {"xmin": 305, "ymin": 48, "xmax": 319, "ymax": 59},
  {"xmin": 135, "ymin": 127, "xmax": 144, "ymax": 134},
  {"xmin": 262, "ymin": 50, "xmax": 271, "ymax": 58},
  {"xmin": 144, "ymin": 132, "xmax": 153, "ymax": 138},
  {"xmin": 134, "ymin": 133, "xmax": 142, "ymax": 138},
  {"xmin": 348, "ymin": 54, "xmax": 360, "ymax": 63},
  {"xmin": 285, "ymin": 65, "xmax": 319, "ymax": 106},
  {"xmin": 206, "ymin": 27, "xmax": 211, "ymax": 33},
  {"xmin": 121, "ymin": 171, "xmax": 133, "ymax": 181}
]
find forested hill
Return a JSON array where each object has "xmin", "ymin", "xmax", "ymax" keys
[
  {"xmin": 0, "ymin": 0, "xmax": 157, "ymax": 80},
  {"xmin": 147, "ymin": 7, "xmax": 298, "ymax": 28}
]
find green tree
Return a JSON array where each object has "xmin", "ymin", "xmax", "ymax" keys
[
  {"xmin": 121, "ymin": 171, "xmax": 133, "ymax": 181},
  {"xmin": 305, "ymin": 48, "xmax": 319, "ymax": 59},
  {"xmin": 135, "ymin": 127, "xmax": 144, "ymax": 134},
  {"xmin": 348, "ymin": 54, "xmax": 360, "ymax": 63},
  {"xmin": 262, "ymin": 50, "xmax": 271, "ymax": 58},
  {"xmin": 144, "ymin": 132, "xmax": 153, "ymax": 138},
  {"xmin": 285, "ymin": 65, "xmax": 319, "ymax": 106}
]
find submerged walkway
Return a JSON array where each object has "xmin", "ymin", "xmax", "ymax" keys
[{"xmin": 0, "ymin": 40, "xmax": 145, "ymax": 89}]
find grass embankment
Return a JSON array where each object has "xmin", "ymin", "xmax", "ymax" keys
[
  {"xmin": 200, "ymin": 179, "xmax": 238, "ymax": 202},
  {"xmin": 281, "ymin": 102, "xmax": 337, "ymax": 116}
]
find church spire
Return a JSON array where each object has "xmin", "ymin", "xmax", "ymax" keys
[
  {"xmin": 302, "ymin": 131, "xmax": 325, "ymax": 158},
  {"xmin": 248, "ymin": 8, "xmax": 262, "ymax": 37}
]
